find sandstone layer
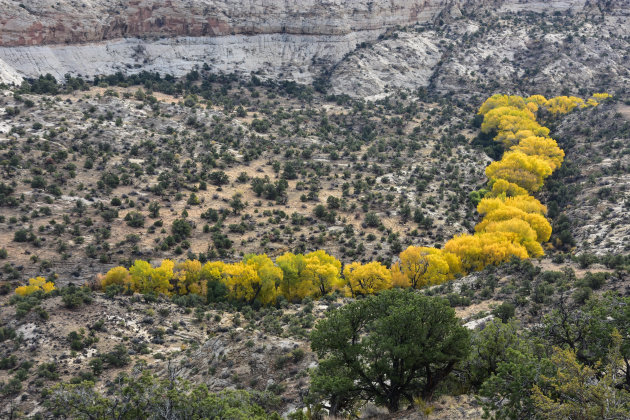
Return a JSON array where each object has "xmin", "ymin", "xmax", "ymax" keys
[{"xmin": 1, "ymin": 0, "xmax": 629, "ymax": 96}]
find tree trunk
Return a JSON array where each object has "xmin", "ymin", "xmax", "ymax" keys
[{"xmin": 387, "ymin": 393, "xmax": 400, "ymax": 413}]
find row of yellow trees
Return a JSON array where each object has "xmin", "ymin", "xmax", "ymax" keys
[
  {"xmin": 15, "ymin": 93, "xmax": 610, "ymax": 302},
  {"xmin": 442, "ymin": 93, "xmax": 609, "ymax": 272},
  {"xmin": 97, "ymin": 248, "xmax": 463, "ymax": 304},
  {"xmin": 94, "ymin": 93, "xmax": 610, "ymax": 304}
]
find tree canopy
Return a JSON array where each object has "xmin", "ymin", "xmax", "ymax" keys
[{"xmin": 309, "ymin": 289, "xmax": 470, "ymax": 414}]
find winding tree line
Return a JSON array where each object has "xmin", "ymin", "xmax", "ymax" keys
[{"xmin": 13, "ymin": 93, "xmax": 611, "ymax": 303}]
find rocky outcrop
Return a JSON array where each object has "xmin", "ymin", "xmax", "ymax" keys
[
  {"xmin": 329, "ymin": 31, "xmax": 443, "ymax": 99},
  {"xmin": 330, "ymin": 9, "xmax": 630, "ymax": 97}
]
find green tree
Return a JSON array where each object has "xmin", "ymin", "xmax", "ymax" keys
[
  {"xmin": 467, "ymin": 318, "xmax": 520, "ymax": 389},
  {"xmin": 480, "ymin": 346, "xmax": 554, "ymax": 420},
  {"xmin": 532, "ymin": 331, "xmax": 630, "ymax": 419},
  {"xmin": 309, "ymin": 289, "xmax": 469, "ymax": 414},
  {"xmin": 46, "ymin": 368, "xmax": 280, "ymax": 419}
]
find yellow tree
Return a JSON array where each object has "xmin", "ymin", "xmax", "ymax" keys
[
  {"xmin": 15, "ymin": 276, "xmax": 55, "ymax": 296},
  {"xmin": 303, "ymin": 250, "xmax": 343, "ymax": 297},
  {"xmin": 544, "ymin": 96, "xmax": 585, "ymax": 115},
  {"xmin": 478, "ymin": 94, "xmax": 527, "ymax": 115},
  {"xmin": 174, "ymin": 259, "xmax": 204, "ymax": 295},
  {"xmin": 343, "ymin": 261, "xmax": 392, "ymax": 296},
  {"xmin": 477, "ymin": 218, "xmax": 543, "ymax": 258},
  {"xmin": 275, "ymin": 252, "xmax": 316, "ymax": 301},
  {"xmin": 494, "ymin": 118, "xmax": 550, "ymax": 147},
  {"xmin": 129, "ymin": 259, "xmax": 174, "ymax": 295},
  {"xmin": 100, "ymin": 266, "xmax": 131, "ymax": 289},
  {"xmin": 243, "ymin": 254, "xmax": 281, "ymax": 305},
  {"xmin": 485, "ymin": 151, "xmax": 553, "ymax": 192},
  {"xmin": 391, "ymin": 246, "xmax": 460, "ymax": 289},
  {"xmin": 444, "ymin": 232, "xmax": 529, "ymax": 272},
  {"xmin": 487, "ymin": 179, "xmax": 530, "ymax": 198},
  {"xmin": 481, "ymin": 106, "xmax": 536, "ymax": 134},
  {"xmin": 201, "ymin": 261, "xmax": 228, "ymax": 302},
  {"xmin": 476, "ymin": 203, "xmax": 551, "ymax": 243},
  {"xmin": 222, "ymin": 262, "xmax": 260, "ymax": 303},
  {"xmin": 592, "ymin": 92, "xmax": 611, "ymax": 100},
  {"xmin": 510, "ymin": 136, "xmax": 564, "ymax": 171}
]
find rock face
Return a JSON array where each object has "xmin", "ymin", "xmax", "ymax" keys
[
  {"xmin": 0, "ymin": 32, "xmax": 380, "ymax": 84},
  {"xmin": 0, "ymin": 0, "xmax": 452, "ymax": 47},
  {"xmin": 1, "ymin": 0, "xmax": 629, "ymax": 96}
]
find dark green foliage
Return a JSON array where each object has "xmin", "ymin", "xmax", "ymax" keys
[
  {"xmin": 207, "ymin": 279, "xmax": 228, "ymax": 303},
  {"xmin": 100, "ymin": 344, "xmax": 131, "ymax": 368},
  {"xmin": 172, "ymin": 218, "xmax": 193, "ymax": 240},
  {"xmin": 208, "ymin": 171, "xmax": 229, "ymax": 186},
  {"xmin": 38, "ymin": 362, "xmax": 59, "ymax": 380},
  {"xmin": 124, "ymin": 211, "xmax": 145, "ymax": 228},
  {"xmin": 46, "ymin": 369, "xmax": 280, "ymax": 420},
  {"xmin": 466, "ymin": 319, "xmax": 520, "ymax": 389},
  {"xmin": 68, "ymin": 330, "xmax": 98, "ymax": 351},
  {"xmin": 0, "ymin": 327, "xmax": 16, "ymax": 342},
  {"xmin": 0, "ymin": 182, "xmax": 17, "ymax": 207},
  {"xmin": 492, "ymin": 302, "xmax": 516, "ymax": 323},
  {"xmin": 309, "ymin": 289, "xmax": 470, "ymax": 414},
  {"xmin": 61, "ymin": 285, "xmax": 93, "ymax": 309}
]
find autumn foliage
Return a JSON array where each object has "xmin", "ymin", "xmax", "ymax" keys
[
  {"xmin": 86, "ymin": 93, "xmax": 611, "ymax": 304},
  {"xmin": 443, "ymin": 93, "xmax": 608, "ymax": 271},
  {"xmin": 15, "ymin": 276, "xmax": 56, "ymax": 296}
]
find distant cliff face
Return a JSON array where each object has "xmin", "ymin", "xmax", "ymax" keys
[
  {"xmin": 0, "ymin": 0, "xmax": 598, "ymax": 47},
  {"xmin": 0, "ymin": 0, "xmax": 448, "ymax": 47},
  {"xmin": 1, "ymin": 0, "xmax": 628, "ymax": 97}
]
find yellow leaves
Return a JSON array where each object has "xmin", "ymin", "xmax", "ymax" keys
[
  {"xmin": 222, "ymin": 261, "xmax": 273, "ymax": 305},
  {"xmin": 544, "ymin": 96, "xmax": 584, "ymax": 115},
  {"xmin": 276, "ymin": 252, "xmax": 316, "ymax": 302},
  {"xmin": 174, "ymin": 259, "xmax": 203, "ymax": 295},
  {"xmin": 84, "ymin": 93, "xmax": 602, "ymax": 302},
  {"xmin": 495, "ymin": 119, "xmax": 550, "ymax": 147},
  {"xmin": 481, "ymin": 106, "xmax": 536, "ymax": 134},
  {"xmin": 444, "ymin": 232, "xmax": 529, "ymax": 272},
  {"xmin": 526, "ymin": 94, "xmax": 548, "ymax": 107},
  {"xmin": 303, "ymin": 250, "xmax": 343, "ymax": 297},
  {"xmin": 243, "ymin": 253, "xmax": 281, "ymax": 305},
  {"xmin": 487, "ymin": 179, "xmax": 530, "ymax": 198},
  {"xmin": 41, "ymin": 281, "xmax": 56, "ymax": 293},
  {"xmin": 470, "ymin": 93, "xmax": 593, "ymax": 270},
  {"xmin": 100, "ymin": 266, "xmax": 131, "ymax": 289},
  {"xmin": 221, "ymin": 262, "xmax": 258, "ymax": 302},
  {"xmin": 216, "ymin": 255, "xmax": 282, "ymax": 305},
  {"xmin": 129, "ymin": 259, "xmax": 173, "ymax": 295},
  {"xmin": 15, "ymin": 285, "xmax": 38, "ymax": 296},
  {"xmin": 585, "ymin": 93, "xmax": 611, "ymax": 108},
  {"xmin": 486, "ymin": 151, "xmax": 553, "ymax": 192},
  {"xmin": 343, "ymin": 261, "xmax": 392, "ymax": 297},
  {"xmin": 511, "ymin": 136, "xmax": 564, "ymax": 170},
  {"xmin": 15, "ymin": 276, "xmax": 55, "ymax": 296},
  {"xmin": 478, "ymin": 196, "xmax": 549, "ymax": 239},
  {"xmin": 592, "ymin": 92, "xmax": 612, "ymax": 100},
  {"xmin": 478, "ymin": 94, "xmax": 527, "ymax": 115},
  {"xmin": 391, "ymin": 246, "xmax": 460, "ymax": 289}
]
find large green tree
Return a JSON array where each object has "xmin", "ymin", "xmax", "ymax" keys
[{"xmin": 309, "ymin": 289, "xmax": 469, "ymax": 414}]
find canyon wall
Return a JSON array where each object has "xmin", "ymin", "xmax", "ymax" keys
[
  {"xmin": 1, "ymin": 0, "xmax": 628, "ymax": 95},
  {"xmin": 0, "ymin": 0, "xmax": 462, "ymax": 47}
]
